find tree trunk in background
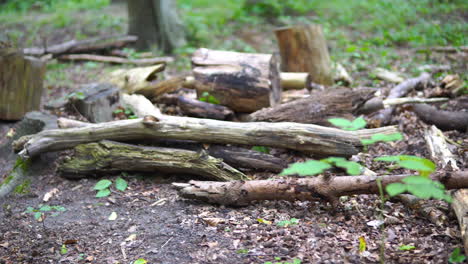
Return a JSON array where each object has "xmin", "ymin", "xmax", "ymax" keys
[
  {"xmin": 127, "ymin": 0, "xmax": 186, "ymax": 52},
  {"xmin": 275, "ymin": 24, "xmax": 333, "ymax": 86},
  {"xmin": 0, "ymin": 47, "xmax": 45, "ymax": 120}
]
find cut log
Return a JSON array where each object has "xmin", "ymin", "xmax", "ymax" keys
[
  {"xmin": 368, "ymin": 72, "xmax": 431, "ymax": 126},
  {"xmin": 177, "ymin": 96, "xmax": 234, "ymax": 120},
  {"xmin": 173, "ymin": 170, "xmax": 468, "ymax": 206},
  {"xmin": 55, "ymin": 117, "xmax": 287, "ymax": 173},
  {"xmin": 58, "ymin": 54, "xmax": 173, "ymax": 66},
  {"xmin": 249, "ymin": 88, "xmax": 375, "ymax": 125},
  {"xmin": 58, "ymin": 140, "xmax": 246, "ymax": 181},
  {"xmin": 191, "ymin": 48, "xmax": 281, "ymax": 113},
  {"xmin": 412, "ymin": 104, "xmax": 468, "ymax": 132},
  {"xmin": 15, "ymin": 114, "xmax": 399, "ymax": 159},
  {"xmin": 280, "ymin": 72, "xmax": 311, "ymax": 90},
  {"xmin": 102, "ymin": 64, "xmax": 165, "ymax": 94},
  {"xmin": 23, "ymin": 35, "xmax": 138, "ymax": 57},
  {"xmin": 0, "ymin": 48, "xmax": 46, "ymax": 120},
  {"xmin": 71, "ymin": 83, "xmax": 121, "ymax": 123},
  {"xmin": 275, "ymin": 24, "xmax": 333, "ymax": 86}
]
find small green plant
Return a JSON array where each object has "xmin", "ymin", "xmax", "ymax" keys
[
  {"xmin": 359, "ymin": 236, "xmax": 367, "ymax": 253},
  {"xmin": 252, "ymin": 146, "xmax": 270, "ymax": 154},
  {"xmin": 257, "ymin": 218, "xmax": 272, "ymax": 225},
  {"xmin": 236, "ymin": 249, "xmax": 249, "ymax": 254},
  {"xmin": 25, "ymin": 204, "xmax": 66, "ymax": 221},
  {"xmin": 398, "ymin": 244, "xmax": 416, "ymax": 251},
  {"xmin": 113, "ymin": 107, "xmax": 138, "ymax": 119},
  {"xmin": 133, "ymin": 258, "xmax": 148, "ymax": 264},
  {"xmin": 449, "ymin": 248, "xmax": 466, "ymax": 263},
  {"xmin": 60, "ymin": 244, "xmax": 68, "ymax": 255},
  {"xmin": 276, "ymin": 218, "xmax": 299, "ymax": 227},
  {"xmin": 328, "ymin": 117, "xmax": 367, "ymax": 131},
  {"xmin": 67, "ymin": 91, "xmax": 86, "ymax": 100},
  {"xmin": 14, "ymin": 179, "xmax": 31, "ymax": 194},
  {"xmin": 280, "ymin": 157, "xmax": 361, "ymax": 177},
  {"xmin": 361, "ymin": 133, "xmax": 404, "ymax": 146},
  {"xmin": 93, "ymin": 176, "xmax": 128, "ymax": 198},
  {"xmin": 199, "ymin": 92, "xmax": 220, "ymax": 105},
  {"xmin": 264, "ymin": 258, "xmax": 301, "ymax": 264}
]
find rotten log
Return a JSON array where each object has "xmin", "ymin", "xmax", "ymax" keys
[
  {"xmin": 56, "ymin": 117, "xmax": 285, "ymax": 173},
  {"xmin": 249, "ymin": 88, "xmax": 375, "ymax": 125},
  {"xmin": 172, "ymin": 170, "xmax": 468, "ymax": 206},
  {"xmin": 58, "ymin": 140, "xmax": 246, "ymax": 181},
  {"xmin": 369, "ymin": 72, "xmax": 431, "ymax": 126},
  {"xmin": 58, "ymin": 54, "xmax": 173, "ymax": 66},
  {"xmin": 275, "ymin": 24, "xmax": 333, "ymax": 86},
  {"xmin": 0, "ymin": 47, "xmax": 46, "ymax": 120},
  {"xmin": 412, "ymin": 104, "xmax": 468, "ymax": 132},
  {"xmin": 191, "ymin": 48, "xmax": 281, "ymax": 113},
  {"xmin": 15, "ymin": 114, "xmax": 399, "ymax": 159},
  {"xmin": 23, "ymin": 35, "xmax": 138, "ymax": 57},
  {"xmin": 177, "ymin": 96, "xmax": 234, "ymax": 120}
]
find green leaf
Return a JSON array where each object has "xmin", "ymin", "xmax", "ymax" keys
[
  {"xmin": 25, "ymin": 206, "xmax": 35, "ymax": 213},
  {"xmin": 277, "ymin": 218, "xmax": 300, "ymax": 227},
  {"xmin": 361, "ymin": 132, "xmax": 403, "ymax": 145},
  {"xmin": 293, "ymin": 259, "xmax": 302, "ymax": 264},
  {"xmin": 60, "ymin": 244, "xmax": 68, "ymax": 255},
  {"xmin": 115, "ymin": 177, "xmax": 128, "ymax": 192},
  {"xmin": 328, "ymin": 117, "xmax": 367, "ymax": 131},
  {"xmin": 94, "ymin": 179, "xmax": 112, "ymax": 191},
  {"xmin": 399, "ymin": 244, "xmax": 416, "ymax": 251},
  {"xmin": 252, "ymin": 146, "xmax": 270, "ymax": 154},
  {"xmin": 374, "ymin": 155, "xmax": 436, "ymax": 175},
  {"xmin": 449, "ymin": 248, "xmax": 466, "ymax": 263},
  {"xmin": 236, "ymin": 249, "xmax": 249, "ymax": 254},
  {"xmin": 96, "ymin": 189, "xmax": 111, "ymax": 198},
  {"xmin": 39, "ymin": 205, "xmax": 52, "ymax": 212},
  {"xmin": 350, "ymin": 117, "xmax": 367, "ymax": 130},
  {"xmin": 280, "ymin": 160, "xmax": 332, "ymax": 176},
  {"xmin": 385, "ymin": 183, "xmax": 407, "ymax": 196},
  {"xmin": 321, "ymin": 157, "xmax": 362, "ymax": 175},
  {"xmin": 257, "ymin": 218, "xmax": 272, "ymax": 225},
  {"xmin": 134, "ymin": 258, "xmax": 148, "ymax": 264},
  {"xmin": 52, "ymin": 206, "xmax": 67, "ymax": 212},
  {"xmin": 34, "ymin": 212, "xmax": 43, "ymax": 220},
  {"xmin": 328, "ymin": 118, "xmax": 352, "ymax": 128}
]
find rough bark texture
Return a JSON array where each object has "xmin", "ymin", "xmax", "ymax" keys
[
  {"xmin": 127, "ymin": 0, "xmax": 186, "ymax": 52},
  {"xmin": 71, "ymin": 83, "xmax": 121, "ymax": 123},
  {"xmin": 275, "ymin": 24, "xmax": 333, "ymax": 86},
  {"xmin": 191, "ymin": 48, "xmax": 281, "ymax": 112},
  {"xmin": 412, "ymin": 104, "xmax": 468, "ymax": 132},
  {"xmin": 369, "ymin": 72, "xmax": 431, "ymax": 126},
  {"xmin": 453, "ymin": 189, "xmax": 468, "ymax": 254},
  {"xmin": 16, "ymin": 114, "xmax": 398, "ymax": 159},
  {"xmin": 58, "ymin": 140, "xmax": 246, "ymax": 181},
  {"xmin": 249, "ymin": 88, "xmax": 375, "ymax": 125},
  {"xmin": 177, "ymin": 96, "xmax": 234, "ymax": 120},
  {"xmin": 173, "ymin": 171, "xmax": 468, "ymax": 206},
  {"xmin": 0, "ymin": 48, "xmax": 46, "ymax": 120}
]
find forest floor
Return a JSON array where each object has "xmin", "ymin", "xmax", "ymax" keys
[{"xmin": 0, "ymin": 1, "xmax": 467, "ymax": 264}]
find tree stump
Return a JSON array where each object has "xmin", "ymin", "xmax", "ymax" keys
[
  {"xmin": 191, "ymin": 48, "xmax": 282, "ymax": 113},
  {"xmin": 275, "ymin": 24, "xmax": 333, "ymax": 86},
  {"xmin": 0, "ymin": 48, "xmax": 45, "ymax": 120}
]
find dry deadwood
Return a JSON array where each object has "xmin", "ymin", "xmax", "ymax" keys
[
  {"xmin": 172, "ymin": 171, "xmax": 468, "ymax": 206},
  {"xmin": 392, "ymin": 194, "xmax": 448, "ymax": 226},
  {"xmin": 23, "ymin": 35, "xmax": 138, "ymax": 57},
  {"xmin": 452, "ymin": 189, "xmax": 468, "ymax": 254},
  {"xmin": 15, "ymin": 114, "xmax": 399, "ymax": 159},
  {"xmin": 369, "ymin": 72, "xmax": 431, "ymax": 126},
  {"xmin": 275, "ymin": 24, "xmax": 333, "ymax": 86},
  {"xmin": 138, "ymin": 75, "xmax": 188, "ymax": 99},
  {"xmin": 102, "ymin": 64, "xmax": 165, "ymax": 94},
  {"xmin": 120, "ymin": 93, "xmax": 162, "ymax": 118},
  {"xmin": 358, "ymin": 97, "xmax": 449, "ymax": 115},
  {"xmin": 58, "ymin": 140, "xmax": 246, "ymax": 181},
  {"xmin": 372, "ymin": 67, "xmax": 405, "ymax": 83},
  {"xmin": 412, "ymin": 104, "xmax": 468, "ymax": 132},
  {"xmin": 191, "ymin": 48, "xmax": 281, "ymax": 112},
  {"xmin": 55, "ymin": 117, "xmax": 286, "ymax": 173},
  {"xmin": 177, "ymin": 96, "xmax": 234, "ymax": 120},
  {"xmin": 280, "ymin": 72, "xmax": 311, "ymax": 90},
  {"xmin": 248, "ymin": 88, "xmax": 375, "ymax": 125},
  {"xmin": 331, "ymin": 62, "xmax": 353, "ymax": 86},
  {"xmin": 58, "ymin": 54, "xmax": 173, "ymax": 66}
]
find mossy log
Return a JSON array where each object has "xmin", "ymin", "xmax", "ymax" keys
[
  {"xmin": 16, "ymin": 114, "xmax": 398, "ymax": 159},
  {"xmin": 58, "ymin": 140, "xmax": 246, "ymax": 181},
  {"xmin": 173, "ymin": 171, "xmax": 468, "ymax": 206}
]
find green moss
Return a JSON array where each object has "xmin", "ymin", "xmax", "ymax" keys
[
  {"xmin": 14, "ymin": 179, "xmax": 31, "ymax": 194},
  {"xmin": 0, "ymin": 175, "xmax": 15, "ymax": 187}
]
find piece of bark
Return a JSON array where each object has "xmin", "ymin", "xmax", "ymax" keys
[
  {"xmin": 103, "ymin": 64, "xmax": 165, "ymax": 94},
  {"xmin": 23, "ymin": 35, "xmax": 138, "ymax": 57},
  {"xmin": 0, "ymin": 48, "xmax": 46, "ymax": 120},
  {"xmin": 173, "ymin": 170, "xmax": 468, "ymax": 206},
  {"xmin": 71, "ymin": 83, "xmax": 121, "ymax": 123},
  {"xmin": 412, "ymin": 104, "xmax": 468, "ymax": 132},
  {"xmin": 55, "ymin": 117, "xmax": 287, "ymax": 173},
  {"xmin": 177, "ymin": 96, "xmax": 234, "ymax": 120},
  {"xmin": 15, "ymin": 114, "xmax": 399, "ymax": 159},
  {"xmin": 58, "ymin": 54, "xmax": 172, "ymax": 66},
  {"xmin": 58, "ymin": 140, "xmax": 246, "ymax": 181},
  {"xmin": 369, "ymin": 72, "xmax": 431, "ymax": 126},
  {"xmin": 249, "ymin": 88, "xmax": 375, "ymax": 125},
  {"xmin": 275, "ymin": 24, "xmax": 333, "ymax": 86},
  {"xmin": 191, "ymin": 48, "xmax": 281, "ymax": 113}
]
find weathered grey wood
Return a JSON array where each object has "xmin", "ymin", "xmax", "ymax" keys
[
  {"xmin": 58, "ymin": 140, "xmax": 246, "ymax": 181},
  {"xmin": 0, "ymin": 49, "xmax": 45, "ymax": 120},
  {"xmin": 16, "ymin": 114, "xmax": 398, "ymax": 159},
  {"xmin": 177, "ymin": 96, "xmax": 234, "ymax": 120},
  {"xmin": 72, "ymin": 83, "xmax": 121, "ymax": 123}
]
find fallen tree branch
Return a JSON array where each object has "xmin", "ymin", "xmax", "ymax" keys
[
  {"xmin": 172, "ymin": 171, "xmax": 468, "ymax": 206},
  {"xmin": 58, "ymin": 54, "xmax": 173, "ymax": 65},
  {"xmin": 412, "ymin": 104, "xmax": 468, "ymax": 132},
  {"xmin": 23, "ymin": 35, "xmax": 138, "ymax": 57},
  {"xmin": 58, "ymin": 140, "xmax": 246, "ymax": 181},
  {"xmin": 358, "ymin": 97, "xmax": 449, "ymax": 115}
]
